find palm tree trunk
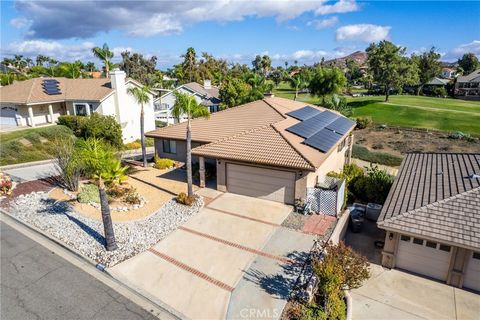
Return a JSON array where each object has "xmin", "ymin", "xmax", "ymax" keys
[
  {"xmin": 186, "ymin": 117, "xmax": 193, "ymax": 197},
  {"xmin": 140, "ymin": 103, "xmax": 147, "ymax": 167},
  {"xmin": 294, "ymin": 88, "xmax": 298, "ymax": 101},
  {"xmin": 105, "ymin": 60, "xmax": 110, "ymax": 77},
  {"xmin": 99, "ymin": 178, "xmax": 117, "ymax": 251}
]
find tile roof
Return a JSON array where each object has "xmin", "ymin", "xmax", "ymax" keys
[
  {"xmin": 147, "ymin": 96, "xmax": 354, "ymax": 170},
  {"xmin": 0, "ymin": 77, "xmax": 113, "ymax": 104},
  {"xmin": 457, "ymin": 69, "xmax": 480, "ymax": 83},
  {"xmin": 183, "ymin": 82, "xmax": 220, "ymax": 99},
  {"xmin": 192, "ymin": 125, "xmax": 314, "ymax": 170},
  {"xmin": 378, "ymin": 153, "xmax": 480, "ymax": 249}
]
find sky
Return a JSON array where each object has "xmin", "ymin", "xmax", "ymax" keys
[{"xmin": 1, "ymin": 0, "xmax": 479, "ymax": 69}]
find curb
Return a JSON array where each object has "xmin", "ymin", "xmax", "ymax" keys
[
  {"xmin": 0, "ymin": 208, "xmax": 180, "ymax": 320},
  {"xmin": 344, "ymin": 289, "xmax": 353, "ymax": 320},
  {"xmin": 0, "ymin": 159, "xmax": 55, "ymax": 171}
]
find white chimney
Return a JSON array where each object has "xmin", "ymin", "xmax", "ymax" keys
[
  {"xmin": 109, "ymin": 69, "xmax": 128, "ymax": 125},
  {"xmin": 203, "ymin": 79, "xmax": 212, "ymax": 90}
]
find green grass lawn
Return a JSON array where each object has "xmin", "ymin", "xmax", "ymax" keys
[
  {"xmin": 273, "ymin": 82, "xmax": 480, "ymax": 135},
  {"xmin": 0, "ymin": 125, "xmax": 74, "ymax": 166}
]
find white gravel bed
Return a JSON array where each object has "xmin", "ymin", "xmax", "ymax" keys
[{"xmin": 9, "ymin": 191, "xmax": 203, "ymax": 267}]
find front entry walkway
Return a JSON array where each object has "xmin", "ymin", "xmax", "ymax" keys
[{"xmin": 110, "ymin": 191, "xmax": 315, "ymax": 319}]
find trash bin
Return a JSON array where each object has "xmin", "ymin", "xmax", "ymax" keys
[{"xmin": 366, "ymin": 203, "xmax": 383, "ymax": 221}]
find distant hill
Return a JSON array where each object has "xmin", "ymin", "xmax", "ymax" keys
[{"xmin": 324, "ymin": 51, "xmax": 368, "ymax": 68}]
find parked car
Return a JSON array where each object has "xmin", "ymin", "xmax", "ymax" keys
[{"xmin": 349, "ymin": 206, "xmax": 366, "ymax": 232}]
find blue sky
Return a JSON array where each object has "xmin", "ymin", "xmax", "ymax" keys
[{"xmin": 1, "ymin": 1, "xmax": 479, "ymax": 69}]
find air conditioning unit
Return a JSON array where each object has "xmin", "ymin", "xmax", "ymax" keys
[{"xmin": 366, "ymin": 203, "xmax": 383, "ymax": 221}]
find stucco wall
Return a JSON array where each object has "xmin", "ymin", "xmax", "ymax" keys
[
  {"xmin": 154, "ymin": 139, "xmax": 202, "ymax": 163},
  {"xmin": 307, "ymin": 140, "xmax": 349, "ymax": 188}
]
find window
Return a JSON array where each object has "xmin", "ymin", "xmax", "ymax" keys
[
  {"xmin": 400, "ymin": 235, "xmax": 411, "ymax": 242},
  {"xmin": 473, "ymin": 252, "xmax": 480, "ymax": 260},
  {"xmin": 439, "ymin": 244, "xmax": 451, "ymax": 252},
  {"xmin": 162, "ymin": 140, "xmax": 176, "ymax": 154},
  {"xmin": 426, "ymin": 241, "xmax": 437, "ymax": 249},
  {"xmin": 337, "ymin": 138, "xmax": 346, "ymax": 152},
  {"xmin": 413, "ymin": 238, "xmax": 424, "ymax": 245},
  {"xmin": 74, "ymin": 103, "xmax": 93, "ymax": 116}
]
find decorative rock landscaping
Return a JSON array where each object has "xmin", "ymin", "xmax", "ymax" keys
[{"xmin": 8, "ymin": 191, "xmax": 203, "ymax": 267}]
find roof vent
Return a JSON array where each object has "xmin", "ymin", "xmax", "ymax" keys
[{"xmin": 466, "ymin": 173, "xmax": 480, "ymax": 180}]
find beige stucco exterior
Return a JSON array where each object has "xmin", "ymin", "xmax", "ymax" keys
[{"xmin": 380, "ymin": 229, "xmax": 477, "ymax": 289}]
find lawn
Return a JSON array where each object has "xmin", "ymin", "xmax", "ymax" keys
[
  {"xmin": 273, "ymin": 82, "xmax": 480, "ymax": 135},
  {"xmin": 0, "ymin": 125, "xmax": 75, "ymax": 166},
  {"xmin": 347, "ymin": 96, "xmax": 480, "ymax": 135}
]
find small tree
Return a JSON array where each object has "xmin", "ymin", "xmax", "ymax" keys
[
  {"xmin": 53, "ymin": 137, "xmax": 82, "ymax": 192},
  {"xmin": 171, "ymin": 92, "xmax": 210, "ymax": 197},
  {"xmin": 78, "ymin": 138, "xmax": 120, "ymax": 251},
  {"xmin": 92, "ymin": 43, "xmax": 114, "ymax": 77},
  {"xmin": 128, "ymin": 85, "xmax": 152, "ymax": 167},
  {"xmin": 309, "ymin": 67, "xmax": 347, "ymax": 103},
  {"xmin": 412, "ymin": 47, "xmax": 442, "ymax": 95},
  {"xmin": 457, "ymin": 53, "xmax": 479, "ymax": 75}
]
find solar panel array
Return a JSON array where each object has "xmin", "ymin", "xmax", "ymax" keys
[
  {"xmin": 286, "ymin": 106, "xmax": 356, "ymax": 153},
  {"xmin": 42, "ymin": 79, "xmax": 61, "ymax": 95}
]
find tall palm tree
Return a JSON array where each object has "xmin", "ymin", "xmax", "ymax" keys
[
  {"xmin": 171, "ymin": 92, "xmax": 209, "ymax": 196},
  {"xmin": 78, "ymin": 138, "xmax": 120, "ymax": 251},
  {"xmin": 92, "ymin": 43, "xmax": 114, "ymax": 77},
  {"xmin": 289, "ymin": 75, "xmax": 306, "ymax": 101},
  {"xmin": 127, "ymin": 85, "xmax": 151, "ymax": 167}
]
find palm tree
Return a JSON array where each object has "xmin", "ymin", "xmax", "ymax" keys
[
  {"xmin": 127, "ymin": 85, "xmax": 152, "ymax": 167},
  {"xmin": 171, "ymin": 92, "xmax": 209, "ymax": 196},
  {"xmin": 78, "ymin": 138, "xmax": 122, "ymax": 251},
  {"xmin": 85, "ymin": 61, "xmax": 96, "ymax": 72},
  {"xmin": 92, "ymin": 43, "xmax": 114, "ymax": 77},
  {"xmin": 289, "ymin": 75, "xmax": 306, "ymax": 101}
]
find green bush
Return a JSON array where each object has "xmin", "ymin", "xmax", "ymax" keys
[
  {"xmin": 432, "ymin": 87, "xmax": 447, "ymax": 97},
  {"xmin": 77, "ymin": 184, "xmax": 100, "ymax": 203},
  {"xmin": 154, "ymin": 156, "xmax": 175, "ymax": 169},
  {"xmin": 176, "ymin": 192, "xmax": 195, "ymax": 206},
  {"xmin": 155, "ymin": 120, "xmax": 167, "ymax": 128},
  {"xmin": 355, "ymin": 117, "xmax": 372, "ymax": 129},
  {"xmin": 352, "ymin": 145, "xmax": 403, "ymax": 166},
  {"xmin": 57, "ymin": 113, "xmax": 123, "ymax": 148},
  {"xmin": 124, "ymin": 141, "xmax": 142, "ymax": 150},
  {"xmin": 124, "ymin": 188, "xmax": 141, "ymax": 205},
  {"xmin": 352, "ymin": 165, "xmax": 394, "ymax": 204}
]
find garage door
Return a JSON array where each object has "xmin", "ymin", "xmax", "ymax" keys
[
  {"xmin": 463, "ymin": 251, "xmax": 480, "ymax": 292},
  {"xmin": 0, "ymin": 107, "xmax": 18, "ymax": 126},
  {"xmin": 226, "ymin": 163, "xmax": 295, "ymax": 204},
  {"xmin": 396, "ymin": 235, "xmax": 452, "ymax": 281}
]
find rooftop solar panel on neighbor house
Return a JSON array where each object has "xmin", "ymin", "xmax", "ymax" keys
[
  {"xmin": 303, "ymin": 128, "xmax": 342, "ymax": 153},
  {"xmin": 326, "ymin": 117, "xmax": 356, "ymax": 135},
  {"xmin": 42, "ymin": 79, "xmax": 61, "ymax": 95},
  {"xmin": 286, "ymin": 110, "xmax": 340, "ymax": 138},
  {"xmin": 286, "ymin": 106, "xmax": 322, "ymax": 121}
]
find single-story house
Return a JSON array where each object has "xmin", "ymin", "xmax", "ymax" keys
[
  {"xmin": 378, "ymin": 153, "xmax": 480, "ymax": 292},
  {"xmin": 455, "ymin": 69, "xmax": 480, "ymax": 98},
  {"xmin": 146, "ymin": 96, "xmax": 356, "ymax": 205},
  {"xmin": 0, "ymin": 70, "xmax": 155, "ymax": 143},
  {"xmin": 154, "ymin": 80, "xmax": 221, "ymax": 125}
]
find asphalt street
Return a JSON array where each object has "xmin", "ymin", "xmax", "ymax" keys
[{"xmin": 0, "ymin": 221, "xmax": 158, "ymax": 320}]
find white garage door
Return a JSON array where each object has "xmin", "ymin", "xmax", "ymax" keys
[
  {"xmin": 396, "ymin": 235, "xmax": 452, "ymax": 281},
  {"xmin": 463, "ymin": 251, "xmax": 480, "ymax": 292},
  {"xmin": 226, "ymin": 163, "xmax": 295, "ymax": 204},
  {"xmin": 0, "ymin": 107, "xmax": 18, "ymax": 126}
]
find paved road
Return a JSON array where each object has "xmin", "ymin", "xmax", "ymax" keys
[
  {"xmin": 0, "ymin": 222, "xmax": 158, "ymax": 320},
  {"xmin": 3, "ymin": 162, "xmax": 58, "ymax": 182}
]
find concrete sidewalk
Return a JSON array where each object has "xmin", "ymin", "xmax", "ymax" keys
[{"xmin": 3, "ymin": 162, "xmax": 58, "ymax": 182}]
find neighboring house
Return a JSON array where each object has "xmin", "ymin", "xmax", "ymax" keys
[
  {"xmin": 378, "ymin": 153, "xmax": 480, "ymax": 292},
  {"xmin": 441, "ymin": 67, "xmax": 456, "ymax": 79},
  {"xmin": 146, "ymin": 96, "xmax": 355, "ymax": 205},
  {"xmin": 455, "ymin": 69, "xmax": 480, "ymax": 97},
  {"xmin": 0, "ymin": 70, "xmax": 155, "ymax": 143},
  {"xmin": 154, "ymin": 80, "xmax": 220, "ymax": 125},
  {"xmin": 425, "ymin": 77, "xmax": 450, "ymax": 86}
]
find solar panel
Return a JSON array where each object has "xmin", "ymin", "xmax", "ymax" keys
[
  {"xmin": 286, "ymin": 110, "xmax": 340, "ymax": 138},
  {"xmin": 303, "ymin": 128, "xmax": 342, "ymax": 153},
  {"xmin": 42, "ymin": 79, "xmax": 61, "ymax": 95},
  {"xmin": 286, "ymin": 106, "xmax": 322, "ymax": 121},
  {"xmin": 326, "ymin": 117, "xmax": 356, "ymax": 135}
]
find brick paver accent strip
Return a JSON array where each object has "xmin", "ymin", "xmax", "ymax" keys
[
  {"xmin": 206, "ymin": 207, "xmax": 282, "ymax": 227},
  {"xmin": 302, "ymin": 214, "xmax": 335, "ymax": 235},
  {"xmin": 148, "ymin": 248, "xmax": 234, "ymax": 292},
  {"xmin": 178, "ymin": 226, "xmax": 293, "ymax": 264}
]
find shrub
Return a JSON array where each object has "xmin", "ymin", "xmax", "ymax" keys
[
  {"xmin": 0, "ymin": 172, "xmax": 13, "ymax": 195},
  {"xmin": 355, "ymin": 117, "xmax": 372, "ymax": 129},
  {"xmin": 53, "ymin": 136, "xmax": 82, "ymax": 192},
  {"xmin": 124, "ymin": 188, "xmax": 141, "ymax": 205},
  {"xmin": 107, "ymin": 184, "xmax": 127, "ymax": 198},
  {"xmin": 77, "ymin": 184, "xmax": 100, "ymax": 203},
  {"xmin": 155, "ymin": 120, "xmax": 167, "ymax": 128},
  {"xmin": 176, "ymin": 192, "xmax": 195, "ymax": 206},
  {"xmin": 432, "ymin": 87, "xmax": 447, "ymax": 97},
  {"xmin": 154, "ymin": 156, "xmax": 175, "ymax": 169},
  {"xmin": 124, "ymin": 141, "xmax": 142, "ymax": 150},
  {"xmin": 57, "ymin": 114, "xmax": 123, "ymax": 148},
  {"xmin": 352, "ymin": 145, "xmax": 403, "ymax": 167},
  {"xmin": 352, "ymin": 164, "xmax": 394, "ymax": 204},
  {"xmin": 327, "ymin": 163, "xmax": 364, "ymax": 205}
]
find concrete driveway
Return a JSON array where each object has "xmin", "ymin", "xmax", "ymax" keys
[
  {"xmin": 351, "ymin": 264, "xmax": 480, "ymax": 320},
  {"xmin": 110, "ymin": 190, "xmax": 315, "ymax": 319}
]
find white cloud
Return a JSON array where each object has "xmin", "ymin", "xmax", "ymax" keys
[
  {"xmin": 14, "ymin": 0, "xmax": 360, "ymax": 39},
  {"xmin": 315, "ymin": 0, "xmax": 359, "ymax": 15},
  {"xmin": 9, "ymin": 16, "xmax": 32, "ymax": 29},
  {"xmin": 308, "ymin": 16, "xmax": 339, "ymax": 30},
  {"xmin": 336, "ymin": 24, "xmax": 391, "ymax": 42},
  {"xmin": 451, "ymin": 40, "xmax": 480, "ymax": 56}
]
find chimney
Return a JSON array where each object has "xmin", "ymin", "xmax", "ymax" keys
[
  {"xmin": 109, "ymin": 69, "xmax": 128, "ymax": 125},
  {"xmin": 203, "ymin": 79, "xmax": 212, "ymax": 90}
]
